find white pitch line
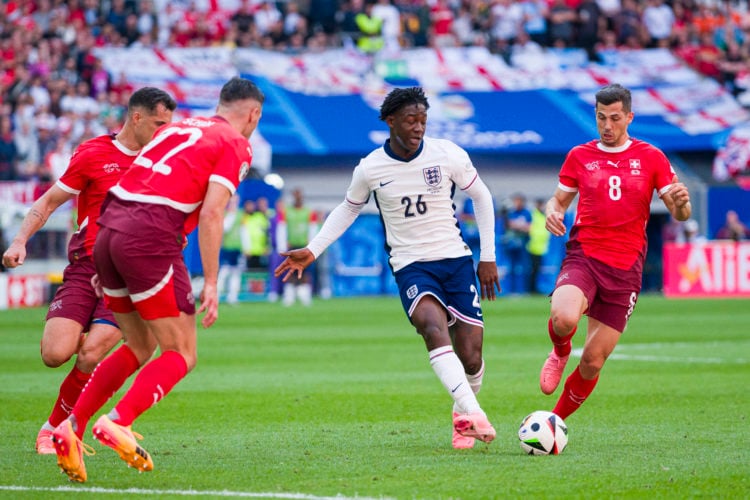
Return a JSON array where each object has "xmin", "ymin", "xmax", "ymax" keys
[
  {"xmin": 0, "ymin": 485, "xmax": 392, "ymax": 499},
  {"xmin": 570, "ymin": 346, "xmax": 747, "ymax": 364}
]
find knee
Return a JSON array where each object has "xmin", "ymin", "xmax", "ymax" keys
[
  {"xmin": 549, "ymin": 310, "xmax": 579, "ymax": 337},
  {"xmin": 40, "ymin": 348, "xmax": 71, "ymax": 368},
  {"xmin": 579, "ymin": 352, "xmax": 605, "ymax": 377},
  {"xmin": 75, "ymin": 341, "xmax": 113, "ymax": 372}
]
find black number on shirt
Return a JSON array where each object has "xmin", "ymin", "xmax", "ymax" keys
[{"xmin": 401, "ymin": 195, "xmax": 427, "ymax": 217}]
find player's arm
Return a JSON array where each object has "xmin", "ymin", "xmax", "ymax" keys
[
  {"xmin": 660, "ymin": 175, "xmax": 691, "ymax": 222},
  {"xmin": 545, "ymin": 187, "xmax": 576, "ymax": 237},
  {"xmin": 463, "ymin": 176, "xmax": 500, "ymax": 300},
  {"xmin": 2, "ymin": 184, "xmax": 74, "ymax": 268},
  {"xmin": 274, "ymin": 198, "xmax": 364, "ymax": 282},
  {"xmin": 197, "ymin": 182, "xmax": 232, "ymax": 329}
]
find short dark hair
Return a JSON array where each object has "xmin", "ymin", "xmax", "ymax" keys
[
  {"xmin": 128, "ymin": 87, "xmax": 177, "ymax": 114},
  {"xmin": 220, "ymin": 76, "xmax": 265, "ymax": 105},
  {"xmin": 379, "ymin": 87, "xmax": 429, "ymax": 121},
  {"xmin": 595, "ymin": 83, "xmax": 631, "ymax": 112}
]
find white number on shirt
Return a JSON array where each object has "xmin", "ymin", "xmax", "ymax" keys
[
  {"xmin": 608, "ymin": 175, "xmax": 622, "ymax": 201},
  {"xmin": 133, "ymin": 127, "xmax": 203, "ymax": 175}
]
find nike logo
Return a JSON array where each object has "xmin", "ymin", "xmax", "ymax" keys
[
  {"xmin": 451, "ymin": 383, "xmax": 463, "ymax": 393},
  {"xmin": 379, "ymin": 180, "xmax": 394, "ymax": 187}
]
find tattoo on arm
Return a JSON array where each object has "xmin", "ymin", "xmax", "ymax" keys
[{"xmin": 28, "ymin": 209, "xmax": 48, "ymax": 225}]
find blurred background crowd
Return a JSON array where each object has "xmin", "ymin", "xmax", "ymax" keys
[
  {"xmin": 3, "ymin": 0, "xmax": 750, "ymax": 183},
  {"xmin": 1, "ymin": 0, "xmax": 750, "ymax": 299}
]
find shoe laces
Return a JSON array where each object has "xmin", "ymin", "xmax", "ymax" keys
[{"xmin": 80, "ymin": 441, "xmax": 96, "ymax": 456}]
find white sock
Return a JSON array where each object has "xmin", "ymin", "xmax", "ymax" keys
[
  {"xmin": 297, "ymin": 283, "xmax": 313, "ymax": 306},
  {"xmin": 453, "ymin": 359, "xmax": 485, "ymax": 414},
  {"xmin": 429, "ymin": 346, "xmax": 481, "ymax": 414},
  {"xmin": 282, "ymin": 285, "xmax": 295, "ymax": 306}
]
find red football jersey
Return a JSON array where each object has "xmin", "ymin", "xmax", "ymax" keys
[
  {"xmin": 559, "ymin": 138, "xmax": 675, "ymax": 270},
  {"xmin": 109, "ymin": 116, "xmax": 252, "ymax": 235},
  {"xmin": 56, "ymin": 134, "xmax": 139, "ymax": 258}
]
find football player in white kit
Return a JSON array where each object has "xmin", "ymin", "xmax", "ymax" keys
[{"xmin": 275, "ymin": 87, "xmax": 500, "ymax": 449}]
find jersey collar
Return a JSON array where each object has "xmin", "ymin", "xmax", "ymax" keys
[{"xmin": 384, "ymin": 138, "xmax": 424, "ymax": 162}]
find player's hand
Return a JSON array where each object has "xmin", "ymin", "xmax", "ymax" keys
[
  {"xmin": 2, "ymin": 240, "xmax": 26, "ymax": 268},
  {"xmin": 90, "ymin": 274, "xmax": 103, "ymax": 298},
  {"xmin": 545, "ymin": 210, "xmax": 567, "ymax": 237},
  {"xmin": 198, "ymin": 282, "xmax": 219, "ymax": 328},
  {"xmin": 274, "ymin": 248, "xmax": 316, "ymax": 282},
  {"xmin": 477, "ymin": 261, "xmax": 501, "ymax": 301},
  {"xmin": 668, "ymin": 175, "xmax": 690, "ymax": 209}
]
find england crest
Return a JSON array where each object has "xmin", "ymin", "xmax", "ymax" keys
[{"xmin": 423, "ymin": 166, "xmax": 442, "ymax": 186}]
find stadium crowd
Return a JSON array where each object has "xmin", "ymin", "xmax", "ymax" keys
[{"xmin": 1, "ymin": 0, "xmax": 749, "ymax": 183}]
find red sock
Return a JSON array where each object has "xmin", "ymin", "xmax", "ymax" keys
[
  {"xmin": 552, "ymin": 366, "xmax": 598, "ymax": 420},
  {"xmin": 549, "ymin": 318, "xmax": 576, "ymax": 357},
  {"xmin": 48, "ymin": 366, "xmax": 90, "ymax": 427},
  {"xmin": 71, "ymin": 345, "xmax": 140, "ymax": 439},
  {"xmin": 113, "ymin": 350, "xmax": 188, "ymax": 426}
]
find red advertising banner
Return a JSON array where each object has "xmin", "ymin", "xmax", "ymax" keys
[
  {"xmin": 0, "ymin": 274, "xmax": 49, "ymax": 309},
  {"xmin": 663, "ymin": 241, "xmax": 750, "ymax": 297}
]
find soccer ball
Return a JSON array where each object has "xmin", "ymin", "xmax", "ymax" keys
[{"xmin": 518, "ymin": 410, "xmax": 568, "ymax": 455}]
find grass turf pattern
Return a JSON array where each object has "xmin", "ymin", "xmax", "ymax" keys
[{"xmin": 0, "ymin": 295, "xmax": 748, "ymax": 499}]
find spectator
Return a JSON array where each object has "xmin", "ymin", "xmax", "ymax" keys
[
  {"xmin": 642, "ymin": 0, "xmax": 675, "ymax": 48},
  {"xmin": 682, "ymin": 218, "xmax": 707, "ymax": 244},
  {"xmin": 430, "ymin": 0, "xmax": 456, "ymax": 48},
  {"xmin": 501, "ymin": 193, "xmax": 531, "ymax": 295},
  {"xmin": 0, "ymin": 114, "xmax": 18, "ymax": 180},
  {"xmin": 372, "ymin": 0, "xmax": 402, "ymax": 52},
  {"xmin": 356, "ymin": 0, "xmax": 385, "ymax": 53},
  {"xmin": 715, "ymin": 209, "xmax": 750, "ymax": 241},
  {"xmin": 548, "ymin": 0, "xmax": 578, "ymax": 48},
  {"xmin": 527, "ymin": 197, "xmax": 550, "ymax": 295}
]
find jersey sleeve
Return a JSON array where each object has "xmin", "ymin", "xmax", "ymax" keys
[
  {"xmin": 56, "ymin": 143, "xmax": 92, "ymax": 195},
  {"xmin": 209, "ymin": 136, "xmax": 252, "ymax": 195},
  {"xmin": 654, "ymin": 151, "xmax": 677, "ymax": 197},
  {"xmin": 558, "ymin": 148, "xmax": 579, "ymax": 191},
  {"xmin": 443, "ymin": 141, "xmax": 478, "ymax": 190},
  {"xmin": 344, "ymin": 163, "xmax": 371, "ymax": 206}
]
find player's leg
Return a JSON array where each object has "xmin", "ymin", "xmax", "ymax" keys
[
  {"xmin": 93, "ymin": 248, "xmax": 195, "ymax": 472},
  {"xmin": 450, "ymin": 321, "xmax": 486, "ymax": 449},
  {"xmin": 552, "ymin": 318, "xmax": 620, "ymax": 419},
  {"xmin": 442, "ymin": 256, "xmax": 494, "ymax": 445},
  {"xmin": 541, "ymin": 268, "xmax": 592, "ymax": 395},
  {"xmin": 36, "ymin": 317, "xmax": 87, "ymax": 454}
]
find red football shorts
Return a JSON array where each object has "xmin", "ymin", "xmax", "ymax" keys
[
  {"xmin": 46, "ymin": 255, "xmax": 116, "ymax": 328},
  {"xmin": 554, "ymin": 245, "xmax": 642, "ymax": 333},
  {"xmin": 93, "ymin": 226, "xmax": 196, "ymax": 320}
]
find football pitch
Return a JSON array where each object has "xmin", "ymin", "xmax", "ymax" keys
[{"xmin": 1, "ymin": 294, "xmax": 748, "ymax": 499}]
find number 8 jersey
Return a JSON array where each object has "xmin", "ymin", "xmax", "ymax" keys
[
  {"xmin": 559, "ymin": 138, "xmax": 675, "ymax": 270},
  {"xmin": 107, "ymin": 116, "xmax": 253, "ymax": 236}
]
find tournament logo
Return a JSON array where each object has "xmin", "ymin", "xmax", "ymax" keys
[
  {"xmin": 103, "ymin": 163, "xmax": 120, "ymax": 173},
  {"xmin": 423, "ymin": 166, "xmax": 441, "ymax": 186}
]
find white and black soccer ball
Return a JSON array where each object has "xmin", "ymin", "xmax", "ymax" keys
[{"xmin": 518, "ymin": 410, "xmax": 568, "ymax": 455}]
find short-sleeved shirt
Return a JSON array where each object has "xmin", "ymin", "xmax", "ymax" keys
[
  {"xmin": 559, "ymin": 138, "xmax": 674, "ymax": 270},
  {"xmin": 100, "ymin": 115, "xmax": 252, "ymax": 236},
  {"xmin": 56, "ymin": 134, "xmax": 139, "ymax": 259},
  {"xmin": 345, "ymin": 136, "xmax": 479, "ymax": 272}
]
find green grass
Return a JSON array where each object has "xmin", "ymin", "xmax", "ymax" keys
[{"xmin": 0, "ymin": 295, "xmax": 748, "ymax": 499}]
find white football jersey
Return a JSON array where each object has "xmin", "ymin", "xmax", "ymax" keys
[{"xmin": 346, "ymin": 136, "xmax": 478, "ymax": 271}]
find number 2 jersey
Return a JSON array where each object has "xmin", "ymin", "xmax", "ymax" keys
[
  {"xmin": 99, "ymin": 115, "xmax": 252, "ymax": 237},
  {"xmin": 559, "ymin": 138, "xmax": 675, "ymax": 270}
]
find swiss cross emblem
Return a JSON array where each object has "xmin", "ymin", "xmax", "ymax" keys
[
  {"xmin": 629, "ymin": 159, "xmax": 641, "ymax": 169},
  {"xmin": 423, "ymin": 166, "xmax": 441, "ymax": 186}
]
